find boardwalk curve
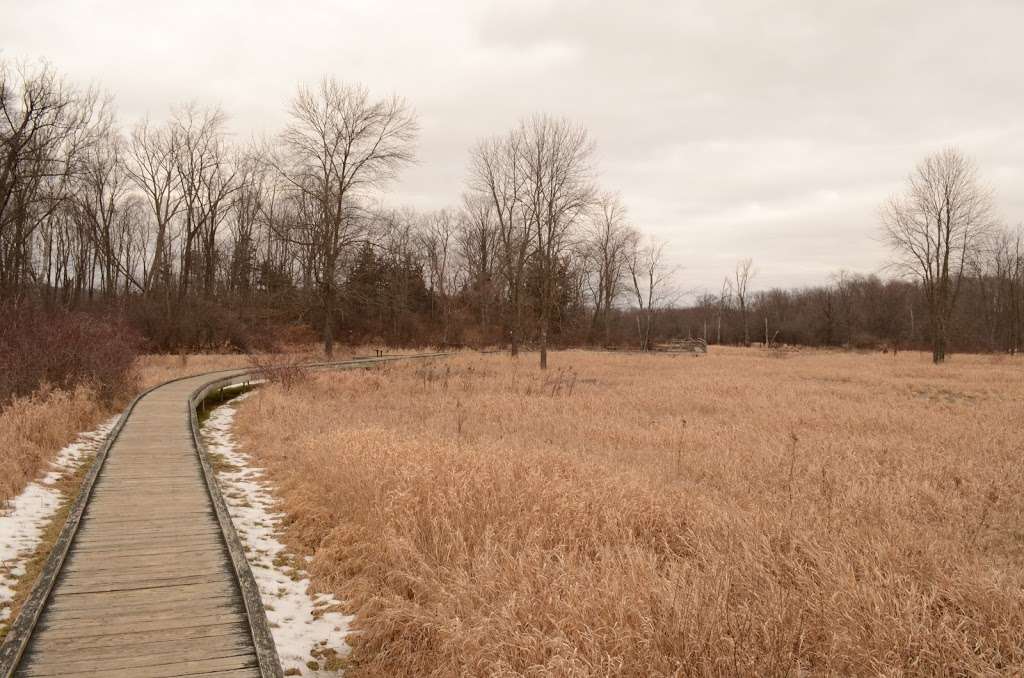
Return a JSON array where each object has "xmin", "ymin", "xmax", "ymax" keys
[{"xmin": 1, "ymin": 355, "xmax": 445, "ymax": 678}]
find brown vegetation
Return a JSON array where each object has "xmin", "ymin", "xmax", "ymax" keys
[
  {"xmin": 0, "ymin": 306, "xmax": 139, "ymax": 405},
  {"xmin": 1, "ymin": 309, "xmax": 138, "ymax": 505},
  {"xmin": 0, "ymin": 386, "xmax": 102, "ymax": 505},
  {"xmin": 235, "ymin": 349, "xmax": 1024, "ymax": 676}
]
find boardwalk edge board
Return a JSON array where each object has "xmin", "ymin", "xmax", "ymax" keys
[
  {"xmin": 188, "ymin": 372, "xmax": 282, "ymax": 678},
  {"xmin": 0, "ymin": 352, "xmax": 448, "ymax": 678}
]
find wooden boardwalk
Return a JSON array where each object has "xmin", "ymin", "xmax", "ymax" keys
[
  {"xmin": 8, "ymin": 371, "xmax": 269, "ymax": 678},
  {"xmin": 1, "ymin": 354, "xmax": 445, "ymax": 678}
]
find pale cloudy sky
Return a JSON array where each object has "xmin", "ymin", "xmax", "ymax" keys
[{"xmin": 3, "ymin": 0, "xmax": 1022, "ymax": 296}]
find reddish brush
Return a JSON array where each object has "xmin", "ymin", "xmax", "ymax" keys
[{"xmin": 0, "ymin": 305, "xmax": 140, "ymax": 406}]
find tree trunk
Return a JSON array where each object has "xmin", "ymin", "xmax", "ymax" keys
[
  {"xmin": 539, "ymin": 270, "xmax": 549, "ymax": 369},
  {"xmin": 323, "ymin": 252, "xmax": 336, "ymax": 358},
  {"xmin": 510, "ymin": 288, "xmax": 520, "ymax": 357},
  {"xmin": 323, "ymin": 291, "xmax": 335, "ymax": 358},
  {"xmin": 931, "ymin": 313, "xmax": 946, "ymax": 364},
  {"xmin": 603, "ymin": 298, "xmax": 613, "ymax": 346},
  {"xmin": 539, "ymin": 326, "xmax": 548, "ymax": 369}
]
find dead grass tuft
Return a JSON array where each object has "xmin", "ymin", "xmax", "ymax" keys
[{"xmin": 0, "ymin": 386, "xmax": 103, "ymax": 506}]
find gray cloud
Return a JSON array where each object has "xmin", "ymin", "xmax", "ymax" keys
[{"xmin": 3, "ymin": 0, "xmax": 1021, "ymax": 296}]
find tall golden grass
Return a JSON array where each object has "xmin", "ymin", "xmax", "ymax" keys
[
  {"xmin": 0, "ymin": 386, "xmax": 103, "ymax": 505},
  {"xmin": 235, "ymin": 348, "xmax": 1024, "ymax": 676}
]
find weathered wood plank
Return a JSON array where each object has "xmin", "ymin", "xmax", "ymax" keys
[
  {"xmin": 21, "ymin": 632, "xmax": 252, "ymax": 665},
  {"xmin": 46, "ymin": 580, "xmax": 238, "ymax": 611},
  {"xmin": 173, "ymin": 671, "xmax": 262, "ymax": 678},
  {"xmin": 58, "ymin": 556, "xmax": 227, "ymax": 577},
  {"xmin": 21, "ymin": 652, "xmax": 258, "ymax": 677},
  {"xmin": 63, "ymin": 549, "xmax": 228, "ymax": 573},
  {"xmin": 57, "ymin": 572, "xmax": 234, "ymax": 595},
  {"xmin": 71, "ymin": 534, "xmax": 222, "ymax": 553},
  {"xmin": 33, "ymin": 613, "xmax": 250, "ymax": 640},
  {"xmin": 62, "ymin": 550, "xmax": 226, "ymax": 570},
  {"xmin": 42, "ymin": 594, "xmax": 240, "ymax": 623},
  {"xmin": 72, "ymin": 537, "xmax": 224, "ymax": 555},
  {"xmin": 74, "ymin": 516, "xmax": 218, "ymax": 532},
  {"xmin": 58, "ymin": 565, "xmax": 231, "ymax": 585},
  {"xmin": 21, "ymin": 641, "xmax": 256, "ymax": 676},
  {"xmin": 27, "ymin": 621, "xmax": 249, "ymax": 652},
  {"xmin": 74, "ymin": 527, "xmax": 223, "ymax": 546}
]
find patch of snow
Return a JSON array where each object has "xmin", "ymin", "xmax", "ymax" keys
[
  {"xmin": 203, "ymin": 393, "xmax": 353, "ymax": 676},
  {"xmin": 0, "ymin": 415, "xmax": 119, "ymax": 630}
]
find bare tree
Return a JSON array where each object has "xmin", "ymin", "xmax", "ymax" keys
[
  {"xmin": 520, "ymin": 114, "xmax": 595, "ymax": 369},
  {"xmin": 0, "ymin": 60, "xmax": 107, "ymax": 298},
  {"xmin": 456, "ymin": 193, "xmax": 500, "ymax": 332},
  {"xmin": 830, "ymin": 269, "xmax": 857, "ymax": 346},
  {"xmin": 418, "ymin": 209, "xmax": 458, "ymax": 343},
  {"xmin": 125, "ymin": 117, "xmax": 181, "ymax": 294},
  {"xmin": 376, "ymin": 206, "xmax": 425, "ymax": 341},
  {"xmin": 881, "ymin": 148, "xmax": 994, "ymax": 363},
  {"xmin": 584, "ymin": 191, "xmax": 639, "ymax": 346},
  {"xmin": 988, "ymin": 226, "xmax": 1023, "ymax": 354},
  {"xmin": 272, "ymin": 79, "xmax": 417, "ymax": 356},
  {"xmin": 696, "ymin": 292, "xmax": 717, "ymax": 342},
  {"xmin": 75, "ymin": 125, "xmax": 143, "ymax": 296},
  {"xmin": 226, "ymin": 148, "xmax": 268, "ymax": 300},
  {"xmin": 629, "ymin": 239, "xmax": 675, "ymax": 350},
  {"xmin": 468, "ymin": 130, "xmax": 529, "ymax": 355},
  {"xmin": 169, "ymin": 104, "xmax": 238, "ymax": 300},
  {"xmin": 734, "ymin": 257, "xmax": 756, "ymax": 345},
  {"xmin": 717, "ymin": 277, "xmax": 733, "ymax": 344}
]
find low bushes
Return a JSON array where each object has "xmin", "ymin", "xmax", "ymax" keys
[
  {"xmin": 0, "ymin": 305, "xmax": 140, "ymax": 406},
  {"xmin": 0, "ymin": 305, "xmax": 139, "ymax": 505}
]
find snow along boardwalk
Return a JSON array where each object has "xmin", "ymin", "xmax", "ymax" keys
[{"xmin": 0, "ymin": 354, "xmax": 447, "ymax": 678}]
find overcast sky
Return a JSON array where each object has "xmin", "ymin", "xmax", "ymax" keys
[{"xmin": 3, "ymin": 0, "xmax": 1022, "ymax": 296}]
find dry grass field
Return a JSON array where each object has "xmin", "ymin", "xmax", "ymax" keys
[{"xmin": 234, "ymin": 348, "xmax": 1024, "ymax": 676}]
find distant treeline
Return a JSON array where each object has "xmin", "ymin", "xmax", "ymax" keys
[
  {"xmin": 665, "ymin": 263, "xmax": 1023, "ymax": 354},
  {"xmin": 0, "ymin": 60, "xmax": 674, "ymax": 364},
  {"xmin": 3, "ymin": 61, "xmax": 1020, "ymax": 358}
]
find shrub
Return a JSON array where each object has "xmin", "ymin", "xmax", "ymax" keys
[
  {"xmin": 126, "ymin": 298, "xmax": 283, "ymax": 353},
  {"xmin": 247, "ymin": 352, "xmax": 309, "ymax": 391},
  {"xmin": 0, "ymin": 304, "xmax": 140, "ymax": 406}
]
